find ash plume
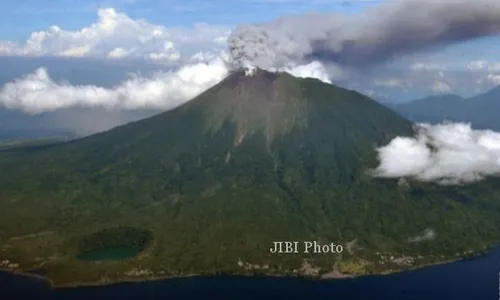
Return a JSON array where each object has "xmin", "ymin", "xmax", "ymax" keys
[{"xmin": 228, "ymin": 0, "xmax": 500, "ymax": 69}]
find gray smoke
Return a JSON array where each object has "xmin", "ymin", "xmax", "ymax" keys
[{"xmin": 228, "ymin": 0, "xmax": 500, "ymax": 69}]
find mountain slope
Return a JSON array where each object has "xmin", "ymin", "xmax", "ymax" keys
[
  {"xmin": 1, "ymin": 70, "xmax": 500, "ymax": 286},
  {"xmin": 387, "ymin": 88, "xmax": 500, "ymax": 130}
]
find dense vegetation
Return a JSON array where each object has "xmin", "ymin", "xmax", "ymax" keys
[
  {"xmin": 77, "ymin": 227, "xmax": 153, "ymax": 256},
  {"xmin": 0, "ymin": 70, "xmax": 499, "ymax": 286}
]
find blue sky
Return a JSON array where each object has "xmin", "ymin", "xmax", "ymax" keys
[
  {"xmin": 2, "ymin": 0, "xmax": 500, "ymax": 183},
  {"xmin": 1, "ymin": 0, "xmax": 496, "ymax": 68},
  {"xmin": 0, "ymin": 0, "xmax": 379, "ymax": 39}
]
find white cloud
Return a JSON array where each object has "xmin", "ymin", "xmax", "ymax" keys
[
  {"xmin": 189, "ymin": 51, "xmax": 221, "ymax": 63},
  {"xmin": 467, "ymin": 60, "xmax": 500, "ymax": 85},
  {"xmin": 108, "ymin": 47, "xmax": 130, "ymax": 59},
  {"xmin": 431, "ymin": 81, "xmax": 452, "ymax": 93},
  {"xmin": 0, "ymin": 8, "xmax": 230, "ymax": 63},
  {"xmin": 0, "ymin": 57, "xmax": 230, "ymax": 114},
  {"xmin": 467, "ymin": 60, "xmax": 488, "ymax": 71},
  {"xmin": 467, "ymin": 60, "xmax": 500, "ymax": 72},
  {"xmin": 278, "ymin": 61, "xmax": 332, "ymax": 83},
  {"xmin": 487, "ymin": 74, "xmax": 500, "ymax": 85},
  {"xmin": 0, "ymin": 51, "xmax": 332, "ymax": 114},
  {"xmin": 410, "ymin": 62, "xmax": 446, "ymax": 71},
  {"xmin": 372, "ymin": 123, "xmax": 500, "ymax": 185}
]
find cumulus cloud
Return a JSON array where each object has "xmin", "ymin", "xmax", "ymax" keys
[
  {"xmin": 372, "ymin": 123, "xmax": 500, "ymax": 185},
  {"xmin": 276, "ymin": 61, "xmax": 332, "ymax": 83},
  {"xmin": 487, "ymin": 74, "xmax": 500, "ymax": 85},
  {"xmin": 0, "ymin": 6, "xmax": 335, "ymax": 114},
  {"xmin": 2, "ymin": 3, "xmax": 499, "ymax": 100},
  {"xmin": 0, "ymin": 8, "xmax": 230, "ymax": 63},
  {"xmin": 0, "ymin": 58, "xmax": 229, "ymax": 114},
  {"xmin": 0, "ymin": 53, "xmax": 332, "ymax": 113},
  {"xmin": 2, "ymin": 1, "xmax": 499, "ymax": 113},
  {"xmin": 228, "ymin": 0, "xmax": 500, "ymax": 69},
  {"xmin": 467, "ymin": 60, "xmax": 500, "ymax": 72}
]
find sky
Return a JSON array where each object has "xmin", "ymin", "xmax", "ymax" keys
[
  {"xmin": 0, "ymin": 0, "xmax": 374, "ymax": 36},
  {"xmin": 1, "ymin": 1, "xmax": 500, "ymax": 101},
  {"xmin": 0, "ymin": 0, "xmax": 499, "ymax": 109},
  {"xmin": 1, "ymin": 0, "xmax": 500, "ymax": 185},
  {"xmin": 0, "ymin": 1, "xmax": 500, "ymax": 115}
]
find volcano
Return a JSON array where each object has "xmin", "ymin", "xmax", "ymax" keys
[{"xmin": 1, "ymin": 69, "xmax": 499, "ymax": 286}]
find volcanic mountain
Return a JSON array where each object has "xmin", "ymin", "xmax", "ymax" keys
[
  {"xmin": 1, "ymin": 69, "xmax": 499, "ymax": 286},
  {"xmin": 386, "ymin": 86, "xmax": 500, "ymax": 130}
]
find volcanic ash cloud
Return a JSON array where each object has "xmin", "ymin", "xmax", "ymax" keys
[{"xmin": 228, "ymin": 0, "xmax": 500, "ymax": 69}]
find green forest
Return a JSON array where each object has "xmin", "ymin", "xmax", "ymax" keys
[{"xmin": 0, "ymin": 70, "xmax": 499, "ymax": 286}]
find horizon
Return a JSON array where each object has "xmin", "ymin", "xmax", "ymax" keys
[
  {"xmin": 1, "ymin": 0, "xmax": 500, "ymax": 136},
  {"xmin": 2, "ymin": 3, "xmax": 500, "ymax": 298}
]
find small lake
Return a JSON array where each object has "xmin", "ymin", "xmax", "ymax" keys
[
  {"xmin": 2, "ymin": 246, "xmax": 500, "ymax": 300},
  {"xmin": 77, "ymin": 246, "xmax": 143, "ymax": 261}
]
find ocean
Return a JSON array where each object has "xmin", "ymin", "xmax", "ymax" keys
[{"xmin": 2, "ymin": 246, "xmax": 500, "ymax": 300}]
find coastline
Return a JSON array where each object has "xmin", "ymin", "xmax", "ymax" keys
[
  {"xmin": 0, "ymin": 254, "xmax": 479, "ymax": 289},
  {"xmin": 379, "ymin": 257, "xmax": 461, "ymax": 276}
]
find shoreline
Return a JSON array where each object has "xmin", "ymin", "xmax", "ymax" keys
[{"xmin": 0, "ymin": 254, "xmax": 479, "ymax": 289}]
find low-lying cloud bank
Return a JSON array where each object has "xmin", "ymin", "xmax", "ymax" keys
[
  {"xmin": 372, "ymin": 122, "xmax": 500, "ymax": 185},
  {"xmin": 0, "ymin": 55, "xmax": 330, "ymax": 114},
  {"xmin": 0, "ymin": 58, "xmax": 228, "ymax": 114}
]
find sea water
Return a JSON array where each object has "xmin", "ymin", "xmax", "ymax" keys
[{"xmin": 2, "ymin": 246, "xmax": 500, "ymax": 299}]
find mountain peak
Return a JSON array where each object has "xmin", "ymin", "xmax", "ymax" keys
[
  {"xmin": 189, "ymin": 68, "xmax": 308, "ymax": 144},
  {"xmin": 228, "ymin": 66, "xmax": 286, "ymax": 82},
  {"xmin": 224, "ymin": 67, "xmax": 283, "ymax": 91},
  {"xmin": 0, "ymin": 65, "xmax": 428, "ymax": 286}
]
